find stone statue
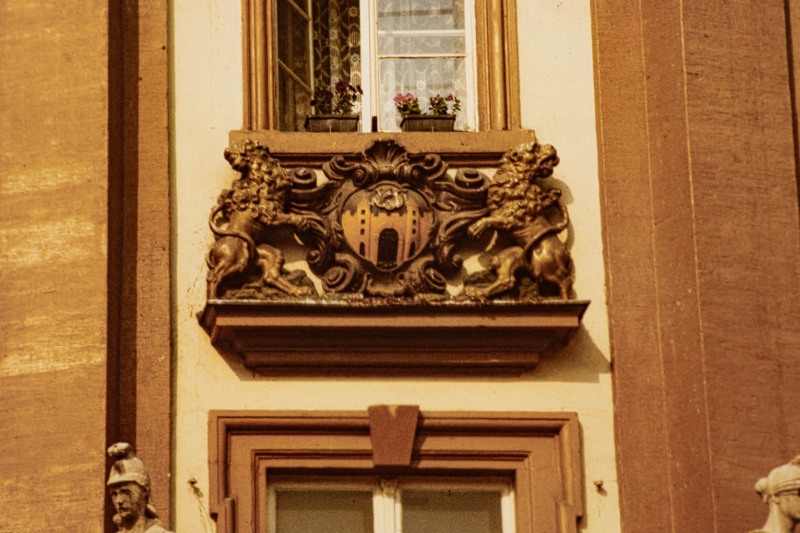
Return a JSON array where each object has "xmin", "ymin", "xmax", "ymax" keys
[
  {"xmin": 750, "ymin": 456, "xmax": 800, "ymax": 533},
  {"xmin": 107, "ymin": 443, "xmax": 172, "ymax": 533},
  {"xmin": 206, "ymin": 140, "xmax": 313, "ymax": 299},
  {"xmin": 465, "ymin": 142, "xmax": 572, "ymax": 299}
]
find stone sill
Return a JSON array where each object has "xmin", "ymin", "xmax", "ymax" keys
[
  {"xmin": 229, "ymin": 129, "xmax": 538, "ymax": 167},
  {"xmin": 200, "ymin": 299, "xmax": 590, "ymax": 376}
]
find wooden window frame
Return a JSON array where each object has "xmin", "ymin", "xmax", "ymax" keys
[
  {"xmin": 208, "ymin": 409, "xmax": 583, "ymax": 533},
  {"xmin": 266, "ymin": 475, "xmax": 516, "ymax": 533},
  {"xmin": 242, "ymin": 0, "xmax": 520, "ymax": 131}
]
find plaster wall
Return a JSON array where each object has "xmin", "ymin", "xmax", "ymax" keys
[{"xmin": 172, "ymin": 1, "xmax": 621, "ymax": 531}]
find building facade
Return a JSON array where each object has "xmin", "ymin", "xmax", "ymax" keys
[{"xmin": 2, "ymin": 1, "xmax": 799, "ymax": 532}]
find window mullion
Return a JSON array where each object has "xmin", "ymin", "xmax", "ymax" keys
[
  {"xmin": 280, "ymin": 0, "xmax": 311, "ymax": 20},
  {"xmin": 379, "ymin": 478, "xmax": 400, "ymax": 533},
  {"xmin": 464, "ymin": 0, "xmax": 478, "ymax": 130},
  {"xmin": 359, "ymin": 0, "xmax": 376, "ymax": 132},
  {"xmin": 501, "ymin": 484, "xmax": 516, "ymax": 533},
  {"xmin": 377, "ymin": 54, "xmax": 467, "ymax": 60},
  {"xmin": 277, "ymin": 60, "xmax": 312, "ymax": 94}
]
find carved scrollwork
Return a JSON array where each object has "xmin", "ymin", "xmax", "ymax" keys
[{"xmin": 206, "ymin": 138, "xmax": 574, "ymax": 301}]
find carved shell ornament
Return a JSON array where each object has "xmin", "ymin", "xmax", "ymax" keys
[{"xmin": 205, "ymin": 139, "xmax": 574, "ymax": 301}]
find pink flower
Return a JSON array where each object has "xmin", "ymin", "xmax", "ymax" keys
[
  {"xmin": 394, "ymin": 93, "xmax": 404, "ymax": 104},
  {"xmin": 446, "ymin": 93, "xmax": 454, "ymax": 101}
]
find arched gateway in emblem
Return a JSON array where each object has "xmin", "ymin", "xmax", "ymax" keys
[
  {"xmin": 378, "ymin": 228, "xmax": 399, "ymax": 268},
  {"xmin": 341, "ymin": 183, "xmax": 433, "ymax": 271}
]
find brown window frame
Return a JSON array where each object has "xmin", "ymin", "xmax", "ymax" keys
[
  {"xmin": 242, "ymin": 0, "xmax": 521, "ymax": 131},
  {"xmin": 208, "ymin": 409, "xmax": 583, "ymax": 533}
]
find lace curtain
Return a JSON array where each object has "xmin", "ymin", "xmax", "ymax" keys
[
  {"xmin": 313, "ymin": 0, "xmax": 362, "ymax": 106},
  {"xmin": 377, "ymin": 0, "xmax": 467, "ymax": 131},
  {"xmin": 278, "ymin": 0, "xmax": 468, "ymax": 131}
]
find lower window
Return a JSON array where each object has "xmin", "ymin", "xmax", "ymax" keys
[
  {"xmin": 270, "ymin": 476, "xmax": 514, "ymax": 533},
  {"xmin": 208, "ymin": 409, "xmax": 582, "ymax": 533}
]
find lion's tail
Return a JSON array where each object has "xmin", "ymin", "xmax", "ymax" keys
[{"xmin": 207, "ymin": 204, "xmax": 257, "ymax": 268}]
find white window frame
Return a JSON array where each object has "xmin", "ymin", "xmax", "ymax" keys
[{"xmin": 360, "ymin": 0, "xmax": 478, "ymax": 132}]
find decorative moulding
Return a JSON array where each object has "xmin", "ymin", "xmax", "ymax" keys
[
  {"xmin": 200, "ymin": 136, "xmax": 588, "ymax": 374},
  {"xmin": 208, "ymin": 409, "xmax": 583, "ymax": 533},
  {"xmin": 229, "ymin": 130, "xmax": 538, "ymax": 167},
  {"xmin": 200, "ymin": 299, "xmax": 589, "ymax": 375}
]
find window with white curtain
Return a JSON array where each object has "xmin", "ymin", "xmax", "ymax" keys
[{"xmin": 275, "ymin": 0, "xmax": 476, "ymax": 132}]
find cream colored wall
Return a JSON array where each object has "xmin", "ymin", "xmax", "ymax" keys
[{"xmin": 172, "ymin": 1, "xmax": 620, "ymax": 531}]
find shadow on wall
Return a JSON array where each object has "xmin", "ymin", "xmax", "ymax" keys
[
  {"xmin": 526, "ymin": 326, "xmax": 610, "ymax": 384},
  {"xmin": 206, "ymin": 321, "xmax": 609, "ymax": 385}
]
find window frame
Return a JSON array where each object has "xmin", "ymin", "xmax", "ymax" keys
[
  {"xmin": 243, "ymin": 0, "xmax": 520, "ymax": 131},
  {"xmin": 266, "ymin": 475, "xmax": 515, "ymax": 533},
  {"xmin": 369, "ymin": 0, "xmax": 478, "ymax": 132},
  {"xmin": 208, "ymin": 409, "xmax": 582, "ymax": 533}
]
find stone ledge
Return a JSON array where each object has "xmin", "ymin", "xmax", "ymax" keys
[
  {"xmin": 228, "ymin": 130, "xmax": 538, "ymax": 167},
  {"xmin": 200, "ymin": 299, "xmax": 590, "ymax": 376}
]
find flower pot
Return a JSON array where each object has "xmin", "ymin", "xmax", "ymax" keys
[
  {"xmin": 304, "ymin": 114, "xmax": 360, "ymax": 132},
  {"xmin": 400, "ymin": 114, "xmax": 456, "ymax": 132}
]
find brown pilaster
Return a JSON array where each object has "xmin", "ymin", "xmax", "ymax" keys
[
  {"xmin": 1, "ymin": 1, "xmax": 113, "ymax": 530},
  {"xmin": 107, "ymin": 0, "xmax": 172, "ymax": 526},
  {"xmin": 593, "ymin": 0, "xmax": 800, "ymax": 531},
  {"xmin": 0, "ymin": 0, "xmax": 171, "ymax": 530}
]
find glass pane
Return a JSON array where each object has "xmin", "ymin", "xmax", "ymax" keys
[
  {"xmin": 311, "ymin": 0, "xmax": 362, "ymax": 110},
  {"xmin": 275, "ymin": 490, "xmax": 373, "ymax": 533},
  {"xmin": 401, "ymin": 490, "xmax": 503, "ymax": 533},
  {"xmin": 378, "ymin": 34, "xmax": 465, "ymax": 56},
  {"xmin": 378, "ymin": 0, "xmax": 465, "ymax": 31},
  {"xmin": 277, "ymin": 72, "xmax": 312, "ymax": 131},
  {"xmin": 277, "ymin": 0, "xmax": 311, "ymax": 85},
  {"xmin": 379, "ymin": 57, "xmax": 467, "ymax": 131}
]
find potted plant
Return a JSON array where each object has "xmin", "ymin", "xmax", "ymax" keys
[
  {"xmin": 397, "ymin": 92, "xmax": 461, "ymax": 132},
  {"xmin": 305, "ymin": 80, "xmax": 363, "ymax": 132}
]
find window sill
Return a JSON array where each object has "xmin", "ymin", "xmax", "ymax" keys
[
  {"xmin": 200, "ymin": 299, "xmax": 589, "ymax": 376},
  {"xmin": 229, "ymin": 129, "xmax": 538, "ymax": 167}
]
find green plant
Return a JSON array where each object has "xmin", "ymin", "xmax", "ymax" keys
[
  {"xmin": 394, "ymin": 92, "xmax": 422, "ymax": 116},
  {"xmin": 428, "ymin": 93, "xmax": 461, "ymax": 116},
  {"xmin": 311, "ymin": 80, "xmax": 363, "ymax": 115},
  {"xmin": 310, "ymin": 87, "xmax": 334, "ymax": 114}
]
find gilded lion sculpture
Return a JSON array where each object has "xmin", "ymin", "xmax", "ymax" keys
[
  {"xmin": 465, "ymin": 142, "xmax": 573, "ymax": 299},
  {"xmin": 206, "ymin": 140, "xmax": 312, "ymax": 298}
]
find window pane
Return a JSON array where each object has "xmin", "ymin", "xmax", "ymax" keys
[
  {"xmin": 311, "ymin": 0, "xmax": 362, "ymax": 92},
  {"xmin": 378, "ymin": 0, "xmax": 465, "ymax": 31},
  {"xmin": 401, "ymin": 490, "xmax": 503, "ymax": 533},
  {"xmin": 277, "ymin": 74, "xmax": 311, "ymax": 131},
  {"xmin": 275, "ymin": 490, "xmax": 373, "ymax": 533},
  {"xmin": 378, "ymin": 34, "xmax": 465, "ymax": 56},
  {"xmin": 277, "ymin": 1, "xmax": 312, "ymax": 85},
  {"xmin": 276, "ymin": 0, "xmax": 362, "ymax": 129},
  {"xmin": 379, "ymin": 57, "xmax": 467, "ymax": 131}
]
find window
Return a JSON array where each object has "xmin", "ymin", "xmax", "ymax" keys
[
  {"xmin": 269, "ymin": 477, "xmax": 514, "ymax": 533},
  {"xmin": 272, "ymin": 0, "xmax": 475, "ymax": 132},
  {"xmin": 244, "ymin": 0, "xmax": 520, "ymax": 131},
  {"xmin": 208, "ymin": 409, "xmax": 582, "ymax": 533}
]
